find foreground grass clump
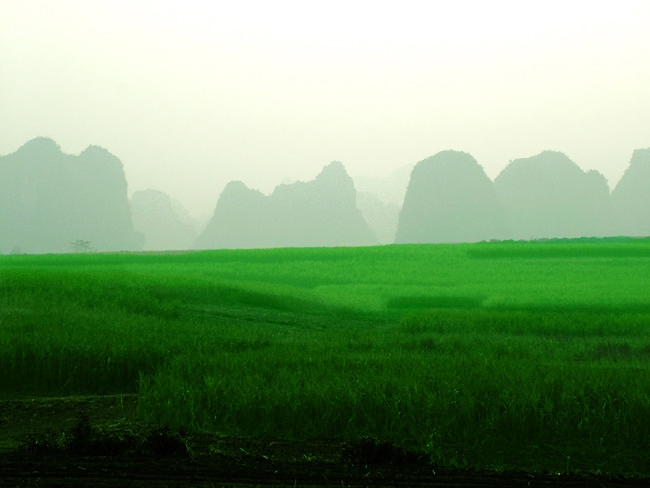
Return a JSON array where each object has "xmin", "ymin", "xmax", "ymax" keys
[{"xmin": 2, "ymin": 239, "xmax": 650, "ymax": 474}]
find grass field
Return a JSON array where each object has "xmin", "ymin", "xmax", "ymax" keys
[{"xmin": 1, "ymin": 238, "xmax": 650, "ymax": 474}]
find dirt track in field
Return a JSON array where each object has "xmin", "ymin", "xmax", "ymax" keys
[{"xmin": 1, "ymin": 395, "xmax": 649, "ymax": 487}]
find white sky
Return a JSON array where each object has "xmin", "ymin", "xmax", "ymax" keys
[{"xmin": 1, "ymin": 0, "xmax": 649, "ymax": 217}]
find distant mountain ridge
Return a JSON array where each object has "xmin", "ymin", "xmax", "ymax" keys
[
  {"xmin": 195, "ymin": 161, "xmax": 378, "ymax": 249},
  {"xmin": 394, "ymin": 148, "xmax": 650, "ymax": 244},
  {"xmin": 0, "ymin": 137, "xmax": 141, "ymax": 254},
  {"xmin": 353, "ymin": 165, "xmax": 412, "ymax": 244},
  {"xmin": 130, "ymin": 189, "xmax": 198, "ymax": 251},
  {"xmin": 2, "ymin": 137, "xmax": 650, "ymax": 253},
  {"xmin": 356, "ymin": 192, "xmax": 400, "ymax": 245},
  {"xmin": 353, "ymin": 164, "xmax": 413, "ymax": 207}
]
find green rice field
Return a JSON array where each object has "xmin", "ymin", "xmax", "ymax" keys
[{"xmin": 1, "ymin": 238, "xmax": 650, "ymax": 474}]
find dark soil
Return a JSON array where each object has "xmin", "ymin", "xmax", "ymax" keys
[{"xmin": 1, "ymin": 395, "xmax": 649, "ymax": 487}]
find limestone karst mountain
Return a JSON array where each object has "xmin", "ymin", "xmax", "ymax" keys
[
  {"xmin": 130, "ymin": 190, "xmax": 198, "ymax": 251},
  {"xmin": 395, "ymin": 151, "xmax": 507, "ymax": 244},
  {"xmin": 195, "ymin": 161, "xmax": 378, "ymax": 249},
  {"xmin": 194, "ymin": 181, "xmax": 269, "ymax": 249},
  {"xmin": 493, "ymin": 151, "xmax": 611, "ymax": 240},
  {"xmin": 610, "ymin": 148, "xmax": 650, "ymax": 237},
  {"xmin": 0, "ymin": 137, "xmax": 141, "ymax": 254}
]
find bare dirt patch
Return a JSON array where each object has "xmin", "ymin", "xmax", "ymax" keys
[{"xmin": 1, "ymin": 395, "xmax": 648, "ymax": 487}]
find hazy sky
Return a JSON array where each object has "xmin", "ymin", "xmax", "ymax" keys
[{"xmin": 2, "ymin": 1, "xmax": 649, "ymax": 217}]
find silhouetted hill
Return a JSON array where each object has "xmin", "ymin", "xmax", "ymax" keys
[
  {"xmin": 195, "ymin": 161, "xmax": 378, "ymax": 249},
  {"xmin": 395, "ymin": 151, "xmax": 507, "ymax": 244},
  {"xmin": 194, "ymin": 181, "xmax": 270, "ymax": 249},
  {"xmin": 611, "ymin": 148, "xmax": 650, "ymax": 237},
  {"xmin": 493, "ymin": 151, "xmax": 610, "ymax": 240},
  {"xmin": 130, "ymin": 190, "xmax": 198, "ymax": 251},
  {"xmin": 0, "ymin": 137, "xmax": 141, "ymax": 254}
]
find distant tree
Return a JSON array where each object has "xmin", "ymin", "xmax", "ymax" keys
[{"xmin": 71, "ymin": 239, "xmax": 94, "ymax": 254}]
